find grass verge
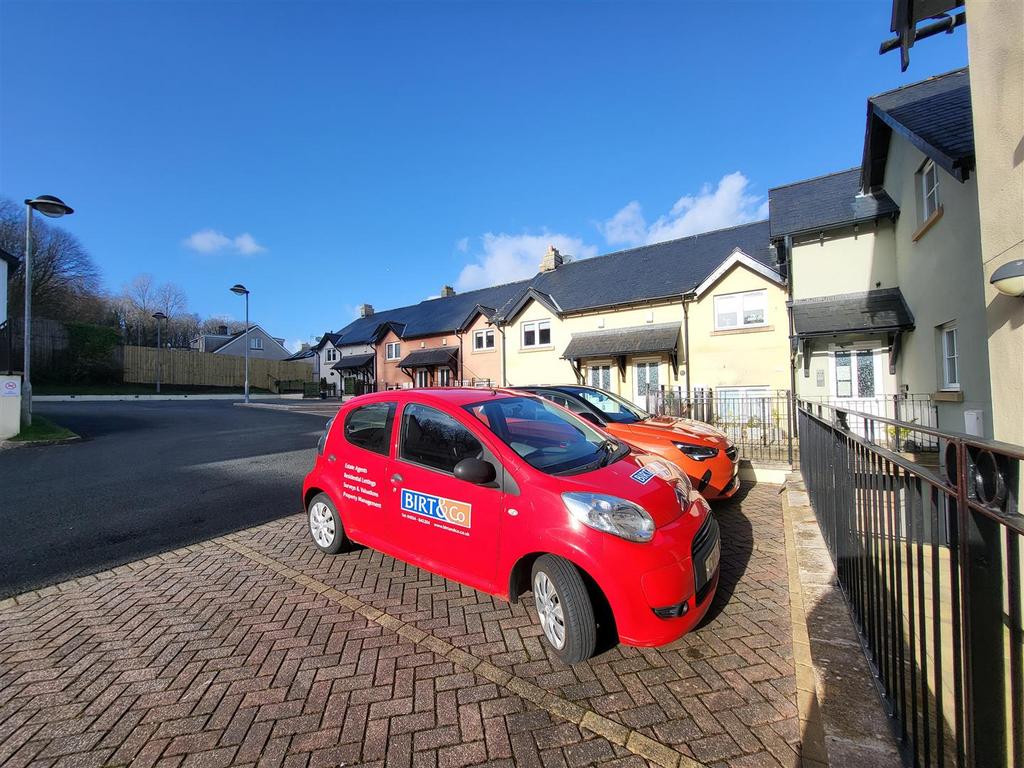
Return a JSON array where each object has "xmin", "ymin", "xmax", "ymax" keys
[{"xmin": 10, "ymin": 416, "xmax": 78, "ymax": 443}]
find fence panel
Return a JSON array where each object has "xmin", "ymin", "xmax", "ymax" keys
[
  {"xmin": 646, "ymin": 387, "xmax": 794, "ymax": 463},
  {"xmin": 123, "ymin": 346, "xmax": 315, "ymax": 391},
  {"xmin": 798, "ymin": 400, "xmax": 1023, "ymax": 768}
]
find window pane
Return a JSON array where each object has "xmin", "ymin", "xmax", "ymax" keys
[
  {"xmin": 715, "ymin": 295, "xmax": 739, "ymax": 329},
  {"xmin": 835, "ymin": 351, "xmax": 853, "ymax": 398},
  {"xmin": 401, "ymin": 404, "xmax": 483, "ymax": 473},
  {"xmin": 485, "ymin": 330, "xmax": 494, "ymax": 348},
  {"xmin": 344, "ymin": 403, "xmax": 395, "ymax": 455},
  {"xmin": 523, "ymin": 326, "xmax": 536, "ymax": 346},
  {"xmin": 856, "ymin": 351, "xmax": 875, "ymax": 397},
  {"xmin": 538, "ymin": 325, "xmax": 551, "ymax": 345}
]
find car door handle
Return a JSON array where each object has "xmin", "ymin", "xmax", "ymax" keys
[{"xmin": 390, "ymin": 473, "xmax": 403, "ymax": 484}]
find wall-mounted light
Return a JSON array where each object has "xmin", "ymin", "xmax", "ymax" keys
[{"xmin": 990, "ymin": 259, "xmax": 1024, "ymax": 297}]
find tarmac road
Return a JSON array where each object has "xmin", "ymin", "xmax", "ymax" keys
[{"xmin": 0, "ymin": 400, "xmax": 328, "ymax": 598}]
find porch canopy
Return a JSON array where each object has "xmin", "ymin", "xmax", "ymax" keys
[
  {"xmin": 791, "ymin": 288, "xmax": 914, "ymax": 338},
  {"xmin": 331, "ymin": 353, "xmax": 374, "ymax": 372},
  {"xmin": 791, "ymin": 288, "xmax": 914, "ymax": 375},
  {"xmin": 562, "ymin": 322, "xmax": 680, "ymax": 360},
  {"xmin": 397, "ymin": 347, "xmax": 458, "ymax": 369}
]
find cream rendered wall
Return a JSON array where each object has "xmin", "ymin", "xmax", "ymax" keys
[
  {"xmin": 790, "ymin": 221, "xmax": 898, "ymax": 300},
  {"xmin": 502, "ymin": 300, "xmax": 575, "ymax": 386},
  {"xmin": 883, "ymin": 135, "xmax": 992, "ymax": 436},
  {"xmin": 688, "ymin": 265, "xmax": 790, "ymax": 392},
  {"xmin": 967, "ymin": 5, "xmax": 1024, "ymax": 444},
  {"xmin": 795, "ymin": 338, "xmax": 898, "ymax": 400},
  {"xmin": 460, "ymin": 314, "xmax": 502, "ymax": 385}
]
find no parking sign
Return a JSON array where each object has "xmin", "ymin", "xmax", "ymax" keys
[{"xmin": 1, "ymin": 379, "xmax": 20, "ymax": 397}]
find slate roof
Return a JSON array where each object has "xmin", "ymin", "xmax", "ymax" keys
[
  {"xmin": 499, "ymin": 220, "xmax": 775, "ymax": 319},
  {"xmin": 282, "ymin": 348, "xmax": 316, "ymax": 362},
  {"xmin": 314, "ymin": 332, "xmax": 344, "ymax": 351},
  {"xmin": 769, "ymin": 168, "xmax": 900, "ymax": 238},
  {"xmin": 332, "ymin": 353, "xmax": 375, "ymax": 370},
  {"xmin": 792, "ymin": 288, "xmax": 914, "ymax": 337},
  {"xmin": 562, "ymin": 323, "xmax": 680, "ymax": 361},
  {"xmin": 0, "ymin": 247, "xmax": 19, "ymax": 270},
  {"xmin": 862, "ymin": 68, "xmax": 974, "ymax": 189},
  {"xmin": 397, "ymin": 347, "xmax": 459, "ymax": 368}
]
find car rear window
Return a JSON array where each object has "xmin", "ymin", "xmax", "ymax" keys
[{"xmin": 343, "ymin": 402, "xmax": 395, "ymax": 455}]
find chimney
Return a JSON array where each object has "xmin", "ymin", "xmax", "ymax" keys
[
  {"xmin": 539, "ymin": 244, "xmax": 563, "ymax": 272},
  {"xmin": 358, "ymin": 304, "xmax": 374, "ymax": 318},
  {"xmin": 440, "ymin": 285, "xmax": 456, "ymax": 298},
  {"xmin": 217, "ymin": 324, "xmax": 228, "ymax": 336}
]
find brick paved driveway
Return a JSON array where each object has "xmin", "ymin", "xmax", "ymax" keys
[{"xmin": 0, "ymin": 483, "xmax": 799, "ymax": 768}]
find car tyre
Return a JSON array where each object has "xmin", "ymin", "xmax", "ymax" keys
[
  {"xmin": 531, "ymin": 555, "xmax": 597, "ymax": 664},
  {"xmin": 307, "ymin": 493, "xmax": 347, "ymax": 554}
]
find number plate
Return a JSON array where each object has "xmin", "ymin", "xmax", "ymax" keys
[{"xmin": 705, "ymin": 540, "xmax": 721, "ymax": 577}]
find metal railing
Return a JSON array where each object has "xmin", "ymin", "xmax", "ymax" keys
[
  {"xmin": 802, "ymin": 394, "xmax": 939, "ymax": 451},
  {"xmin": 646, "ymin": 387, "xmax": 794, "ymax": 463},
  {"xmin": 798, "ymin": 399, "xmax": 1023, "ymax": 767}
]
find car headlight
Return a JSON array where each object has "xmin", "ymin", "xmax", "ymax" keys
[
  {"xmin": 562, "ymin": 492, "xmax": 655, "ymax": 543},
  {"xmin": 673, "ymin": 441, "xmax": 719, "ymax": 461}
]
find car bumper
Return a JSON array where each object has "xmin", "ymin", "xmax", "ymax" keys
[
  {"xmin": 697, "ymin": 450, "xmax": 740, "ymax": 500},
  {"xmin": 599, "ymin": 512, "xmax": 721, "ymax": 647}
]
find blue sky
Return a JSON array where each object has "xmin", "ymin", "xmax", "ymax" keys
[{"xmin": 0, "ymin": 1, "xmax": 967, "ymax": 350}]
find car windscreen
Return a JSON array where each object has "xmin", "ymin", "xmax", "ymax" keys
[
  {"xmin": 464, "ymin": 396, "xmax": 620, "ymax": 475},
  {"xmin": 559, "ymin": 387, "xmax": 649, "ymax": 424}
]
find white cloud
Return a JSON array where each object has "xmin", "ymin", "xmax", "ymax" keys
[
  {"xmin": 287, "ymin": 338, "xmax": 305, "ymax": 353},
  {"xmin": 183, "ymin": 228, "xmax": 267, "ymax": 255},
  {"xmin": 455, "ymin": 232, "xmax": 598, "ymax": 292},
  {"xmin": 601, "ymin": 172, "xmax": 768, "ymax": 248},
  {"xmin": 455, "ymin": 237, "xmax": 470, "ymax": 253}
]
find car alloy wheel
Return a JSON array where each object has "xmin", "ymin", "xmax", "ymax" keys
[
  {"xmin": 309, "ymin": 501, "xmax": 336, "ymax": 548},
  {"xmin": 533, "ymin": 570, "xmax": 566, "ymax": 649}
]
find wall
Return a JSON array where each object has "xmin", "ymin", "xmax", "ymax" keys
[
  {"xmin": 794, "ymin": 336, "xmax": 899, "ymax": 400},
  {"xmin": 884, "ymin": 135, "xmax": 993, "ymax": 435},
  {"xmin": 374, "ymin": 330, "xmax": 459, "ymax": 389},
  {"xmin": 123, "ymin": 347, "xmax": 316, "ymax": 391},
  {"xmin": 212, "ymin": 327, "xmax": 293, "ymax": 361},
  {"xmin": 790, "ymin": 221, "xmax": 898, "ymax": 300},
  {"xmin": 688, "ymin": 264, "xmax": 791, "ymax": 392},
  {"xmin": 318, "ymin": 341, "xmax": 342, "ymax": 389},
  {"xmin": 967, "ymin": 5, "xmax": 1024, "ymax": 444},
  {"xmin": 0, "ymin": 374, "xmax": 20, "ymax": 440},
  {"xmin": 459, "ymin": 314, "xmax": 502, "ymax": 385},
  {"xmin": 502, "ymin": 299, "xmax": 575, "ymax": 387}
]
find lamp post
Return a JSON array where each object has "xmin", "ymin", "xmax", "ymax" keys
[
  {"xmin": 22, "ymin": 195, "xmax": 74, "ymax": 428},
  {"xmin": 230, "ymin": 284, "xmax": 250, "ymax": 403},
  {"xmin": 152, "ymin": 312, "xmax": 167, "ymax": 394}
]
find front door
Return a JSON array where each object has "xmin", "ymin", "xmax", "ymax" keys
[
  {"xmin": 390, "ymin": 402, "xmax": 504, "ymax": 593},
  {"xmin": 634, "ymin": 361, "xmax": 660, "ymax": 408}
]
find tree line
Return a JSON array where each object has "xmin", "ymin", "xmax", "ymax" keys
[{"xmin": 1, "ymin": 197, "xmax": 246, "ymax": 349}]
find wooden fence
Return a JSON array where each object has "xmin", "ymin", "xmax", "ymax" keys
[{"xmin": 124, "ymin": 347, "xmax": 315, "ymax": 392}]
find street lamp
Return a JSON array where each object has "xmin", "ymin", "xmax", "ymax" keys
[
  {"xmin": 230, "ymin": 284, "xmax": 250, "ymax": 403},
  {"xmin": 152, "ymin": 312, "xmax": 167, "ymax": 394},
  {"xmin": 22, "ymin": 195, "xmax": 74, "ymax": 428}
]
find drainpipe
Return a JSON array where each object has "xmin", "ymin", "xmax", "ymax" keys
[
  {"xmin": 458, "ymin": 333, "xmax": 464, "ymax": 385},
  {"xmin": 682, "ymin": 295, "xmax": 692, "ymax": 401},
  {"xmin": 498, "ymin": 321, "xmax": 507, "ymax": 386},
  {"xmin": 784, "ymin": 235, "xmax": 797, "ymax": 465}
]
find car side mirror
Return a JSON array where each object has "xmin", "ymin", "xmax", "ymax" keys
[
  {"xmin": 454, "ymin": 457, "xmax": 497, "ymax": 485},
  {"xmin": 576, "ymin": 411, "xmax": 602, "ymax": 426}
]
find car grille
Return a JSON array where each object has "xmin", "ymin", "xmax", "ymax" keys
[
  {"xmin": 692, "ymin": 514, "xmax": 716, "ymax": 555},
  {"xmin": 691, "ymin": 513, "xmax": 720, "ymax": 603},
  {"xmin": 725, "ymin": 445, "xmax": 738, "ymax": 462}
]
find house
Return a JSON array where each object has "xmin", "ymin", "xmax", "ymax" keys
[
  {"xmin": 0, "ymin": 247, "xmax": 18, "ymax": 325},
  {"xmin": 282, "ymin": 344, "xmax": 318, "ymax": 372},
  {"xmin": 495, "ymin": 224, "xmax": 789, "ymax": 408},
  {"xmin": 772, "ymin": 69, "xmax": 992, "ymax": 436},
  {"xmin": 189, "ymin": 323, "xmax": 293, "ymax": 361}
]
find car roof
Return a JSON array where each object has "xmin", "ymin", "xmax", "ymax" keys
[{"xmin": 349, "ymin": 387, "xmax": 523, "ymax": 409}]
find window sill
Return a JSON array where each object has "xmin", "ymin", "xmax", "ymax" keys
[
  {"xmin": 934, "ymin": 389, "xmax": 963, "ymax": 403},
  {"xmin": 471, "ymin": 348, "xmax": 496, "ymax": 354},
  {"xmin": 520, "ymin": 345, "xmax": 555, "ymax": 353},
  {"xmin": 711, "ymin": 324, "xmax": 774, "ymax": 337},
  {"xmin": 912, "ymin": 205, "xmax": 944, "ymax": 242}
]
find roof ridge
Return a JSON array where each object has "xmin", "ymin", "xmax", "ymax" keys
[
  {"xmin": 416, "ymin": 277, "xmax": 532, "ymax": 305},
  {"xmin": 547, "ymin": 219, "xmax": 770, "ymax": 268},
  {"xmin": 768, "ymin": 166, "xmax": 862, "ymax": 193},
  {"xmin": 868, "ymin": 66, "xmax": 969, "ymax": 101}
]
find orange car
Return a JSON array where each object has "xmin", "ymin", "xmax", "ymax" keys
[{"xmin": 517, "ymin": 385, "xmax": 739, "ymax": 500}]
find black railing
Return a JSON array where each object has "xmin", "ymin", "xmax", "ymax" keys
[
  {"xmin": 646, "ymin": 387, "xmax": 794, "ymax": 463},
  {"xmin": 798, "ymin": 400, "xmax": 1023, "ymax": 768}
]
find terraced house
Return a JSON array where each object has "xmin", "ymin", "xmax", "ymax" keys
[{"xmin": 771, "ymin": 68, "xmax": 992, "ymax": 437}]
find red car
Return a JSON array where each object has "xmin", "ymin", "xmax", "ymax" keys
[{"xmin": 303, "ymin": 388, "xmax": 720, "ymax": 663}]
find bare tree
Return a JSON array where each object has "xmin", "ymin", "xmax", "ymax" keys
[{"xmin": 154, "ymin": 282, "xmax": 187, "ymax": 317}]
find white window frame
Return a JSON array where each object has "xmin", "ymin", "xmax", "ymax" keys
[
  {"xmin": 415, "ymin": 369, "xmax": 430, "ymax": 388},
  {"xmin": 920, "ymin": 159, "xmax": 940, "ymax": 222},
  {"xmin": 438, "ymin": 368, "xmax": 451, "ymax": 387},
  {"xmin": 713, "ymin": 289, "xmax": 767, "ymax": 331},
  {"xmin": 521, "ymin": 319, "xmax": 552, "ymax": 349},
  {"xmin": 941, "ymin": 324, "xmax": 960, "ymax": 391},
  {"xmin": 250, "ymin": 336, "xmax": 263, "ymax": 350},
  {"xmin": 473, "ymin": 329, "xmax": 495, "ymax": 351},
  {"xmin": 385, "ymin": 341, "xmax": 401, "ymax": 361}
]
